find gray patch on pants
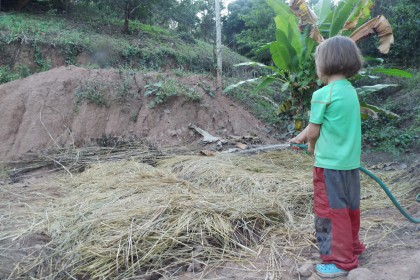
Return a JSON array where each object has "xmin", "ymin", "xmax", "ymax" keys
[
  {"xmin": 324, "ymin": 169, "xmax": 361, "ymax": 210},
  {"xmin": 315, "ymin": 216, "xmax": 332, "ymax": 255}
]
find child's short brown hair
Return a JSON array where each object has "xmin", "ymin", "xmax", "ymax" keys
[{"xmin": 315, "ymin": 36, "xmax": 363, "ymax": 78}]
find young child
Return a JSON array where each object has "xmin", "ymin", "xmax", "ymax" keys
[{"xmin": 290, "ymin": 36, "xmax": 365, "ymax": 278}]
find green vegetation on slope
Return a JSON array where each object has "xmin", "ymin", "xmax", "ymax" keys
[
  {"xmin": 0, "ymin": 13, "xmax": 247, "ymax": 82},
  {"xmin": 361, "ymin": 72, "xmax": 420, "ymax": 156}
]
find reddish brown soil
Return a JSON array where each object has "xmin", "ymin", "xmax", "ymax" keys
[{"xmin": 0, "ymin": 66, "xmax": 275, "ymax": 160}]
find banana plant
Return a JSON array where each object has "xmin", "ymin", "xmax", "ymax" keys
[{"xmin": 225, "ymin": 0, "xmax": 412, "ymax": 129}]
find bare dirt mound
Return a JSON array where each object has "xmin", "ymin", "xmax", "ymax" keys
[{"xmin": 0, "ymin": 66, "xmax": 275, "ymax": 160}]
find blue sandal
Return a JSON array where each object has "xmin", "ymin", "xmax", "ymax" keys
[{"xmin": 316, "ymin": 263, "xmax": 349, "ymax": 278}]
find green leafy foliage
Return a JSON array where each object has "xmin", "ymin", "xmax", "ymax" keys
[
  {"xmin": 364, "ymin": 0, "xmax": 420, "ymax": 66},
  {"xmin": 224, "ymin": 76, "xmax": 285, "ymax": 127},
  {"xmin": 361, "ymin": 71, "xmax": 419, "ymax": 154},
  {"xmin": 0, "ymin": 63, "xmax": 33, "ymax": 84},
  {"xmin": 34, "ymin": 45, "xmax": 52, "ymax": 71},
  {"xmin": 223, "ymin": 0, "xmax": 276, "ymax": 64},
  {"xmin": 113, "ymin": 69, "xmax": 138, "ymax": 103},
  {"xmin": 144, "ymin": 79, "xmax": 201, "ymax": 108},
  {"xmin": 371, "ymin": 68, "xmax": 413, "ymax": 78},
  {"xmin": 227, "ymin": 0, "xmax": 412, "ymax": 134},
  {"xmin": 0, "ymin": 66, "xmax": 22, "ymax": 84},
  {"xmin": 356, "ymin": 84, "xmax": 398, "ymax": 96},
  {"xmin": 226, "ymin": 0, "xmax": 320, "ymax": 127},
  {"xmin": 74, "ymin": 79, "xmax": 107, "ymax": 110},
  {"xmin": 16, "ymin": 64, "xmax": 32, "ymax": 78},
  {"xmin": 362, "ymin": 113, "xmax": 418, "ymax": 155},
  {"xmin": 0, "ymin": 13, "xmax": 245, "ymax": 75},
  {"xmin": 144, "ymin": 81, "xmax": 167, "ymax": 108},
  {"xmin": 173, "ymin": 0, "xmax": 201, "ymax": 33}
]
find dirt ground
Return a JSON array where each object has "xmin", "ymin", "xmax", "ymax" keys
[
  {"xmin": 0, "ymin": 66, "xmax": 275, "ymax": 160},
  {"xmin": 0, "ymin": 67, "xmax": 419, "ymax": 279}
]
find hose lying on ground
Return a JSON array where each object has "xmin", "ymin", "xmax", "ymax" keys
[{"xmin": 358, "ymin": 166, "xmax": 419, "ymax": 224}]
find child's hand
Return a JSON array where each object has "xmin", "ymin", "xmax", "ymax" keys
[
  {"xmin": 288, "ymin": 136, "xmax": 304, "ymax": 144},
  {"xmin": 289, "ymin": 137, "xmax": 299, "ymax": 144},
  {"xmin": 288, "ymin": 138, "xmax": 305, "ymax": 151}
]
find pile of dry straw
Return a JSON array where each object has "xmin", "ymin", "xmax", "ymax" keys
[{"xmin": 14, "ymin": 150, "xmax": 415, "ymax": 279}]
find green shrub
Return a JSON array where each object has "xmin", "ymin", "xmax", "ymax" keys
[
  {"xmin": 0, "ymin": 66, "xmax": 23, "ymax": 84},
  {"xmin": 224, "ymin": 77, "xmax": 284, "ymax": 128},
  {"xmin": 16, "ymin": 64, "xmax": 32, "ymax": 78},
  {"xmin": 34, "ymin": 45, "xmax": 52, "ymax": 71},
  {"xmin": 145, "ymin": 81, "xmax": 169, "ymax": 108},
  {"xmin": 115, "ymin": 72, "xmax": 134, "ymax": 102},
  {"xmin": 362, "ymin": 113, "xmax": 418, "ymax": 155},
  {"xmin": 144, "ymin": 79, "xmax": 202, "ymax": 108},
  {"xmin": 74, "ymin": 79, "xmax": 107, "ymax": 110}
]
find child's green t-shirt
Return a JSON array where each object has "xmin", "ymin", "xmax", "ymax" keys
[{"xmin": 309, "ymin": 79, "xmax": 361, "ymax": 170}]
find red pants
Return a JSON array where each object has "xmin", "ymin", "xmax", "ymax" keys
[{"xmin": 313, "ymin": 167, "xmax": 365, "ymax": 270}]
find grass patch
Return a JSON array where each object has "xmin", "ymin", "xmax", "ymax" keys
[{"xmin": 0, "ymin": 13, "xmax": 247, "ymax": 74}]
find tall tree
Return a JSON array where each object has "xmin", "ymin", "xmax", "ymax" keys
[
  {"xmin": 54, "ymin": 0, "xmax": 72, "ymax": 13},
  {"xmin": 173, "ymin": 0, "xmax": 200, "ymax": 33},
  {"xmin": 197, "ymin": 0, "xmax": 218, "ymax": 42},
  {"xmin": 362, "ymin": 0, "xmax": 419, "ymax": 66},
  {"xmin": 75, "ymin": 0, "xmax": 150, "ymax": 33},
  {"xmin": 223, "ymin": 0, "xmax": 275, "ymax": 63},
  {"xmin": 122, "ymin": 0, "xmax": 147, "ymax": 33}
]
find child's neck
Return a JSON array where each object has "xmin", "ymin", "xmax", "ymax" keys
[{"xmin": 327, "ymin": 74, "xmax": 346, "ymax": 84}]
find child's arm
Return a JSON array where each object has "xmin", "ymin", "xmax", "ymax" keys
[
  {"xmin": 306, "ymin": 123, "xmax": 320, "ymax": 154},
  {"xmin": 289, "ymin": 123, "xmax": 321, "ymax": 154}
]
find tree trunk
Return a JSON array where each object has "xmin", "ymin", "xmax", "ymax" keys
[
  {"xmin": 15, "ymin": 0, "xmax": 30, "ymax": 11},
  {"xmin": 57, "ymin": 0, "xmax": 71, "ymax": 13},
  {"xmin": 214, "ymin": 0, "xmax": 222, "ymax": 94},
  {"xmin": 123, "ymin": 1, "xmax": 130, "ymax": 34}
]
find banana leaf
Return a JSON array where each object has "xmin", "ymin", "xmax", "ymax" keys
[
  {"xmin": 234, "ymin": 61, "xmax": 280, "ymax": 73},
  {"xmin": 270, "ymin": 29, "xmax": 299, "ymax": 72},
  {"xmin": 371, "ymin": 68, "xmax": 413, "ymax": 78},
  {"xmin": 290, "ymin": 0, "xmax": 324, "ymax": 42},
  {"xmin": 360, "ymin": 102, "xmax": 400, "ymax": 119},
  {"xmin": 356, "ymin": 84, "xmax": 398, "ymax": 95},
  {"xmin": 342, "ymin": 0, "xmax": 373, "ymax": 31},
  {"xmin": 224, "ymin": 74, "xmax": 285, "ymax": 94},
  {"xmin": 253, "ymin": 76, "xmax": 278, "ymax": 94},
  {"xmin": 329, "ymin": 0, "xmax": 360, "ymax": 36},
  {"xmin": 223, "ymin": 78, "xmax": 260, "ymax": 93},
  {"xmin": 316, "ymin": 0, "xmax": 332, "ymax": 24},
  {"xmin": 350, "ymin": 15, "xmax": 394, "ymax": 54}
]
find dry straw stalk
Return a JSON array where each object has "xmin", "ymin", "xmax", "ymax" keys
[{"xmin": 2, "ymin": 150, "xmax": 416, "ymax": 279}]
